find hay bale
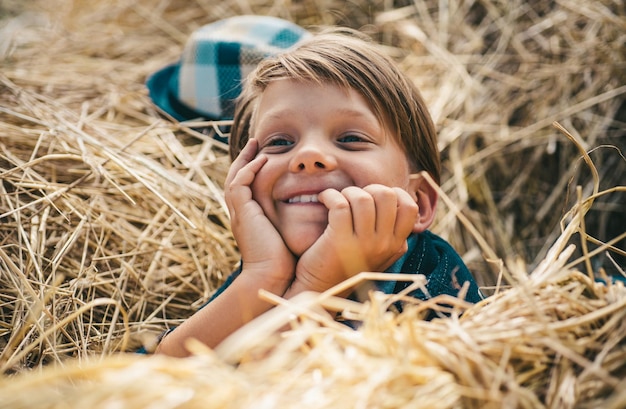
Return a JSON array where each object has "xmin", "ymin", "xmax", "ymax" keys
[
  {"xmin": 0, "ymin": 0, "xmax": 624, "ymax": 407},
  {"xmin": 0, "ymin": 0, "xmax": 243, "ymax": 370},
  {"xmin": 375, "ymin": 0, "xmax": 626, "ymax": 285},
  {"xmin": 0, "ymin": 75, "xmax": 240, "ymax": 369},
  {"xmin": 0, "ymin": 245, "xmax": 625, "ymax": 408}
]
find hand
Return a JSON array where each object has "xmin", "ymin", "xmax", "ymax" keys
[
  {"xmin": 157, "ymin": 140, "xmax": 297, "ymax": 357},
  {"xmin": 224, "ymin": 139, "xmax": 296, "ymax": 291},
  {"xmin": 290, "ymin": 184, "xmax": 418, "ymax": 294}
]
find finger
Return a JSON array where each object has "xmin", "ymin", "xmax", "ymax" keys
[
  {"xmin": 318, "ymin": 188, "xmax": 353, "ymax": 237},
  {"xmin": 229, "ymin": 154, "xmax": 267, "ymax": 189},
  {"xmin": 225, "ymin": 154, "xmax": 268, "ymax": 217},
  {"xmin": 341, "ymin": 186, "xmax": 376, "ymax": 236},
  {"xmin": 225, "ymin": 138, "xmax": 259, "ymax": 187},
  {"xmin": 392, "ymin": 187, "xmax": 419, "ymax": 239},
  {"xmin": 362, "ymin": 184, "xmax": 398, "ymax": 235}
]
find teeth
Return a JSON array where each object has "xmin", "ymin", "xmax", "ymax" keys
[{"xmin": 288, "ymin": 194, "xmax": 319, "ymax": 204}]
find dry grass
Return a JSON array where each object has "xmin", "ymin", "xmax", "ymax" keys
[
  {"xmin": 0, "ymin": 234, "xmax": 625, "ymax": 408},
  {"xmin": 0, "ymin": 0, "xmax": 624, "ymax": 407}
]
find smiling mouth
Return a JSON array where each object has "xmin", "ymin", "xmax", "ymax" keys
[{"xmin": 287, "ymin": 194, "xmax": 320, "ymax": 204}]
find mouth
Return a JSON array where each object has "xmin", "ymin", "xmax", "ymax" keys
[{"xmin": 287, "ymin": 194, "xmax": 320, "ymax": 204}]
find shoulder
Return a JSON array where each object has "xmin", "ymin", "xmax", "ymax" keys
[{"xmin": 403, "ymin": 231, "xmax": 482, "ymax": 303}]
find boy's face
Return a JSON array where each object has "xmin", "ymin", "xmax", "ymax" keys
[{"xmin": 250, "ymin": 80, "xmax": 414, "ymax": 256}]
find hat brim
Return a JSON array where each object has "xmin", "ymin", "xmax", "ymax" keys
[{"xmin": 146, "ymin": 63, "xmax": 211, "ymax": 122}]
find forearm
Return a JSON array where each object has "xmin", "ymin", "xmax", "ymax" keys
[{"xmin": 156, "ymin": 272, "xmax": 289, "ymax": 357}]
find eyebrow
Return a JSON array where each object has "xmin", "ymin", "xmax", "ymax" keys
[
  {"xmin": 335, "ymin": 108, "xmax": 378, "ymax": 120},
  {"xmin": 263, "ymin": 107, "xmax": 378, "ymax": 122}
]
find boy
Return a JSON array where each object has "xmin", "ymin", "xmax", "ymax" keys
[{"xmin": 156, "ymin": 27, "xmax": 482, "ymax": 357}]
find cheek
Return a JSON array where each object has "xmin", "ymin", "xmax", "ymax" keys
[
  {"xmin": 354, "ymin": 163, "xmax": 411, "ymax": 188},
  {"xmin": 385, "ymin": 157, "xmax": 413, "ymax": 186}
]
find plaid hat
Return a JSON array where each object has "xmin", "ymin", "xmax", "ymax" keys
[{"xmin": 146, "ymin": 15, "xmax": 310, "ymax": 122}]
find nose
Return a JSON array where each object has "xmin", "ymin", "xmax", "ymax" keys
[{"xmin": 288, "ymin": 141, "xmax": 337, "ymax": 173}]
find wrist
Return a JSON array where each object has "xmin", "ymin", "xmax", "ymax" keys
[
  {"xmin": 285, "ymin": 270, "xmax": 335, "ymax": 298},
  {"xmin": 239, "ymin": 261, "xmax": 294, "ymax": 296},
  {"xmin": 283, "ymin": 277, "xmax": 309, "ymax": 298}
]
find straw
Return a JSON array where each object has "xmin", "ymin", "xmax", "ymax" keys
[{"xmin": 0, "ymin": 0, "xmax": 624, "ymax": 406}]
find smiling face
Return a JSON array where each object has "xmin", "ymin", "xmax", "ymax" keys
[{"xmin": 250, "ymin": 79, "xmax": 415, "ymax": 256}]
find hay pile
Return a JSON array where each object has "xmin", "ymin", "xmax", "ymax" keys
[
  {"xmin": 1, "ymin": 234, "xmax": 625, "ymax": 408},
  {"xmin": 376, "ymin": 0, "xmax": 625, "ymax": 281},
  {"xmin": 0, "ymin": 0, "xmax": 624, "ymax": 407},
  {"xmin": 0, "ymin": 74, "xmax": 239, "ymax": 366},
  {"xmin": 0, "ymin": 0, "xmax": 245, "ymax": 369}
]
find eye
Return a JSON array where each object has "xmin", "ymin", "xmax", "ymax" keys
[
  {"xmin": 260, "ymin": 135, "xmax": 294, "ymax": 151},
  {"xmin": 338, "ymin": 134, "xmax": 365, "ymax": 143},
  {"xmin": 337, "ymin": 132, "xmax": 374, "ymax": 149}
]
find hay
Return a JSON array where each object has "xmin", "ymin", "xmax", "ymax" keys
[
  {"xmin": 0, "ymin": 74, "xmax": 241, "ymax": 367},
  {"xmin": 0, "ymin": 0, "xmax": 243, "ymax": 370},
  {"xmin": 0, "ymin": 0, "xmax": 625, "ymax": 407},
  {"xmin": 0, "ymin": 232, "xmax": 625, "ymax": 408},
  {"xmin": 375, "ymin": 0, "xmax": 626, "ymax": 285}
]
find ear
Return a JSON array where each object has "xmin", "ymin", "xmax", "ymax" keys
[{"xmin": 408, "ymin": 173, "xmax": 438, "ymax": 233}]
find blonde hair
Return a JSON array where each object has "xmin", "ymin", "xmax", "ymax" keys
[{"xmin": 229, "ymin": 27, "xmax": 441, "ymax": 184}]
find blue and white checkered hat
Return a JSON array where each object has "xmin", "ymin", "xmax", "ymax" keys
[{"xmin": 146, "ymin": 15, "xmax": 310, "ymax": 121}]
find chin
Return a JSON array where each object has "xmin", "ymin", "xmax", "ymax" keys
[
  {"xmin": 284, "ymin": 230, "xmax": 323, "ymax": 258},
  {"xmin": 287, "ymin": 239, "xmax": 315, "ymax": 258}
]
